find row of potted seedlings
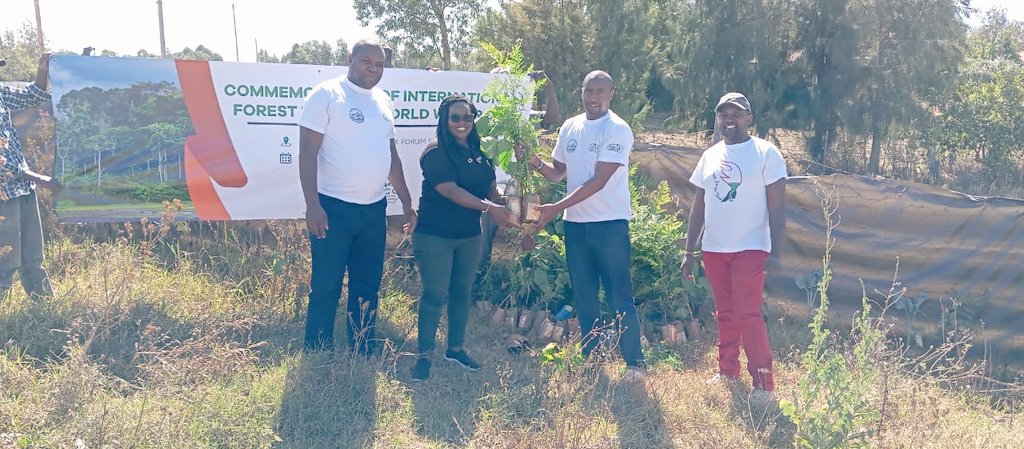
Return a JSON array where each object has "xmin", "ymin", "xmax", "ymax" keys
[{"xmin": 476, "ymin": 301, "xmax": 703, "ymax": 348}]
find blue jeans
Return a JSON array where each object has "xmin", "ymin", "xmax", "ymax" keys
[
  {"xmin": 304, "ymin": 194, "xmax": 386, "ymax": 354},
  {"xmin": 564, "ymin": 220, "xmax": 644, "ymax": 368},
  {"xmin": 413, "ymin": 232, "xmax": 482, "ymax": 354}
]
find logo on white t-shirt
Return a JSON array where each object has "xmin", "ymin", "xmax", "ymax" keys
[
  {"xmin": 567, "ymin": 139, "xmax": 578, "ymax": 153},
  {"xmin": 712, "ymin": 161, "xmax": 743, "ymax": 202},
  {"xmin": 349, "ymin": 108, "xmax": 365, "ymax": 123},
  {"xmin": 607, "ymin": 143, "xmax": 624, "ymax": 153},
  {"xmin": 588, "ymin": 142, "xmax": 600, "ymax": 153}
]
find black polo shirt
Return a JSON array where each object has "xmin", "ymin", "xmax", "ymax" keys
[{"xmin": 415, "ymin": 141, "xmax": 497, "ymax": 239}]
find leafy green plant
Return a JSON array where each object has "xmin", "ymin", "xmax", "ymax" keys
[
  {"xmin": 780, "ymin": 180, "xmax": 883, "ymax": 449},
  {"xmin": 642, "ymin": 342, "xmax": 685, "ymax": 371},
  {"xmin": 539, "ymin": 341, "xmax": 583, "ymax": 372},
  {"xmin": 476, "ymin": 41, "xmax": 546, "ymax": 195},
  {"xmin": 628, "ymin": 169, "xmax": 709, "ymax": 324},
  {"xmin": 479, "ymin": 229, "xmax": 569, "ymax": 310}
]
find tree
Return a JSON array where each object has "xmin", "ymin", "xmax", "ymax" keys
[
  {"xmin": 795, "ymin": 0, "xmax": 865, "ymax": 163},
  {"xmin": 256, "ymin": 49, "xmax": 280, "ymax": 63},
  {"xmin": 967, "ymin": 7, "xmax": 1024, "ymax": 60},
  {"xmin": 0, "ymin": 22, "xmax": 42, "ymax": 81},
  {"xmin": 171, "ymin": 45, "xmax": 223, "ymax": 61},
  {"xmin": 589, "ymin": 0, "xmax": 661, "ymax": 123},
  {"xmin": 926, "ymin": 58, "xmax": 1024, "ymax": 177},
  {"xmin": 923, "ymin": 9, "xmax": 1024, "ymax": 186},
  {"xmin": 857, "ymin": 0, "xmax": 966, "ymax": 175},
  {"xmin": 281, "ymin": 39, "xmax": 349, "ymax": 65},
  {"xmin": 475, "ymin": 0, "xmax": 596, "ymax": 116},
  {"xmin": 353, "ymin": 0, "xmax": 482, "ymax": 70},
  {"xmin": 654, "ymin": 0, "xmax": 805, "ymax": 135}
]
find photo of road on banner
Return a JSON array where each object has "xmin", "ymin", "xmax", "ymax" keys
[{"xmin": 49, "ymin": 56, "xmax": 196, "ymax": 223}]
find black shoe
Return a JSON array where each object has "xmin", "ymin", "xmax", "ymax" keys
[
  {"xmin": 411, "ymin": 358, "xmax": 431, "ymax": 382},
  {"xmin": 444, "ymin": 349, "xmax": 481, "ymax": 371}
]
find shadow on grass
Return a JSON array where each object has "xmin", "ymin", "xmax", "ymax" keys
[
  {"xmin": 273, "ymin": 298, "xmax": 416, "ymax": 448},
  {"xmin": 275, "ymin": 350, "xmax": 379, "ymax": 448},
  {"xmin": 586, "ymin": 352, "xmax": 675, "ymax": 449},
  {"xmin": 403, "ymin": 309, "xmax": 488, "ymax": 446},
  {"xmin": 408, "ymin": 356, "xmax": 487, "ymax": 445}
]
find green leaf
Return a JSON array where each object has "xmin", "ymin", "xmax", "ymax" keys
[{"xmin": 476, "ymin": 114, "xmax": 493, "ymax": 136}]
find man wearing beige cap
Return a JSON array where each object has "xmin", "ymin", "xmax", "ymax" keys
[{"xmin": 680, "ymin": 92, "xmax": 787, "ymax": 400}]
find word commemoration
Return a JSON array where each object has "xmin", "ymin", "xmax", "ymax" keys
[{"xmin": 223, "ymin": 84, "xmax": 494, "ymax": 120}]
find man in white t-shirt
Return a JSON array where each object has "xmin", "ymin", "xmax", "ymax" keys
[
  {"xmin": 297, "ymin": 40, "xmax": 417, "ymax": 356},
  {"xmin": 681, "ymin": 92, "xmax": 787, "ymax": 396},
  {"xmin": 521, "ymin": 70, "xmax": 646, "ymax": 379}
]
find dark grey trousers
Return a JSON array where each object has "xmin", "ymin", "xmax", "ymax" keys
[{"xmin": 0, "ymin": 191, "xmax": 53, "ymax": 300}]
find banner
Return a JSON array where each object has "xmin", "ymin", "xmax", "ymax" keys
[{"xmin": 49, "ymin": 56, "xmax": 503, "ymax": 222}]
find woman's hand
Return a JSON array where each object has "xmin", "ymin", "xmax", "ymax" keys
[{"xmin": 487, "ymin": 203, "xmax": 520, "ymax": 228}]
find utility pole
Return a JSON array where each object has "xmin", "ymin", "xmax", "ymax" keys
[
  {"xmin": 232, "ymin": 4, "xmax": 240, "ymax": 62},
  {"xmin": 157, "ymin": 0, "xmax": 167, "ymax": 58},
  {"xmin": 34, "ymin": 0, "xmax": 45, "ymax": 54}
]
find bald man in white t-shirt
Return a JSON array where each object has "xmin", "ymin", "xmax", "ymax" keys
[
  {"xmin": 521, "ymin": 70, "xmax": 646, "ymax": 381},
  {"xmin": 297, "ymin": 40, "xmax": 416, "ymax": 356}
]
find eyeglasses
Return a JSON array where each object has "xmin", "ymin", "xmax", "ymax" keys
[{"xmin": 448, "ymin": 114, "xmax": 476, "ymax": 123}]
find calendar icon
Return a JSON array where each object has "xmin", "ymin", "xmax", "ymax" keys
[{"xmin": 279, "ymin": 152, "xmax": 292, "ymax": 164}]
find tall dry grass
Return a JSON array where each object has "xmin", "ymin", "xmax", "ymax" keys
[{"xmin": 0, "ymin": 219, "xmax": 1019, "ymax": 448}]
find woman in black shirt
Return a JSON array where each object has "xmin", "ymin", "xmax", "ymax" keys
[{"xmin": 410, "ymin": 95, "xmax": 516, "ymax": 381}]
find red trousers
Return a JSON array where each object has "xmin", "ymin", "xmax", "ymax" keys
[{"xmin": 703, "ymin": 250, "xmax": 774, "ymax": 391}]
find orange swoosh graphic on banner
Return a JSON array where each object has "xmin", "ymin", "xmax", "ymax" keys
[
  {"xmin": 176, "ymin": 60, "xmax": 248, "ymax": 220},
  {"xmin": 183, "ymin": 143, "xmax": 230, "ymax": 219}
]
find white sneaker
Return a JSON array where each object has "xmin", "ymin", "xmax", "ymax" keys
[
  {"xmin": 706, "ymin": 373, "xmax": 741, "ymax": 387},
  {"xmin": 622, "ymin": 367, "xmax": 647, "ymax": 382}
]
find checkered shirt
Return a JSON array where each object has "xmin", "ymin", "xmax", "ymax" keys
[{"xmin": 0, "ymin": 83, "xmax": 49, "ymax": 201}]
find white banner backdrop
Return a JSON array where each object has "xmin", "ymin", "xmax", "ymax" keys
[{"xmin": 49, "ymin": 56, "xmax": 505, "ymax": 222}]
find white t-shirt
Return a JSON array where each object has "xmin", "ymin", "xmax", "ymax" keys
[
  {"xmin": 689, "ymin": 136, "xmax": 787, "ymax": 253},
  {"xmin": 298, "ymin": 77, "xmax": 396, "ymax": 205},
  {"xmin": 552, "ymin": 111, "xmax": 633, "ymax": 222}
]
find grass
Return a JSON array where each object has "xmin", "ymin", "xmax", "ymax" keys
[
  {"xmin": 54, "ymin": 201, "xmax": 195, "ymax": 212},
  {"xmin": 0, "ymin": 227, "xmax": 1020, "ymax": 448}
]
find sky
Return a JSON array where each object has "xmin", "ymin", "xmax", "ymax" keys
[
  {"xmin": 0, "ymin": 0, "xmax": 1021, "ymax": 63},
  {"xmin": 0, "ymin": 0, "xmax": 376, "ymax": 62}
]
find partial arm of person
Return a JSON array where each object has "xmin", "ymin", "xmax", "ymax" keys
[
  {"xmin": 531, "ymin": 157, "xmax": 566, "ymax": 183},
  {"xmin": 533, "ymin": 161, "xmax": 620, "ymax": 230},
  {"xmin": 0, "ymin": 53, "xmax": 51, "ymax": 110},
  {"xmin": 765, "ymin": 178, "xmax": 787, "ymax": 273},
  {"xmin": 680, "ymin": 188, "xmax": 706, "ymax": 281},
  {"xmin": 388, "ymin": 139, "xmax": 418, "ymax": 233},
  {"xmin": 18, "ymin": 167, "xmax": 57, "ymax": 190},
  {"xmin": 2, "ymin": 53, "xmax": 55, "ymax": 189},
  {"xmin": 299, "ymin": 126, "xmax": 328, "ymax": 238},
  {"xmin": 35, "ymin": 53, "xmax": 51, "ymax": 91},
  {"xmin": 514, "ymin": 143, "xmax": 566, "ymax": 182},
  {"xmin": 434, "ymin": 181, "xmax": 518, "ymax": 227},
  {"xmin": 487, "ymin": 181, "xmax": 505, "ymax": 204},
  {"xmin": 537, "ymin": 74, "xmax": 560, "ymax": 129}
]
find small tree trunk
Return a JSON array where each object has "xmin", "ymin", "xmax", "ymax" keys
[
  {"xmin": 431, "ymin": 2, "xmax": 452, "ymax": 70},
  {"xmin": 868, "ymin": 114, "xmax": 883, "ymax": 176}
]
